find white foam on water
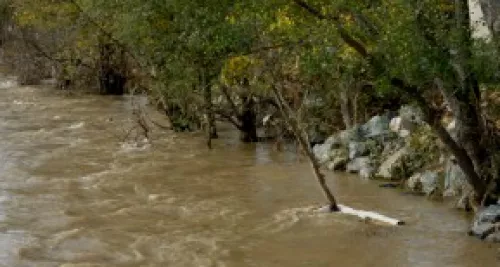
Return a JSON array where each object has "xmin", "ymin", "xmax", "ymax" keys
[
  {"xmin": 254, "ymin": 206, "xmax": 318, "ymax": 234},
  {"xmin": 68, "ymin": 122, "xmax": 85, "ymax": 129},
  {"xmin": 119, "ymin": 139, "xmax": 151, "ymax": 152},
  {"xmin": 12, "ymin": 100, "xmax": 35, "ymax": 106},
  {"xmin": 0, "ymin": 79, "xmax": 17, "ymax": 89}
]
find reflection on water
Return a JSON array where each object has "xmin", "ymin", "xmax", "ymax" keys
[{"xmin": 0, "ymin": 74, "xmax": 498, "ymax": 267}]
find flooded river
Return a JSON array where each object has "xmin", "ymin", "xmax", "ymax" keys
[{"xmin": 0, "ymin": 73, "xmax": 498, "ymax": 267}]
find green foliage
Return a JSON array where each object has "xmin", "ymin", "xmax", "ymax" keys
[{"xmin": 6, "ymin": 0, "xmax": 500, "ymax": 134}]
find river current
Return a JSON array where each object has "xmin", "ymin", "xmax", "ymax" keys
[{"xmin": 0, "ymin": 73, "xmax": 498, "ymax": 266}]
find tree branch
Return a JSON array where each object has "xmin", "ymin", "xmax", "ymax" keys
[
  {"xmin": 292, "ymin": 0, "xmax": 369, "ymax": 57},
  {"xmin": 214, "ymin": 109, "xmax": 244, "ymax": 131},
  {"xmin": 220, "ymin": 85, "xmax": 241, "ymax": 118}
]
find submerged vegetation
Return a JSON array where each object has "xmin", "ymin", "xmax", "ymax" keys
[{"xmin": 1, "ymin": 0, "xmax": 500, "ymax": 237}]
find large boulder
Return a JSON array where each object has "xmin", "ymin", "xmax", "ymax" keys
[
  {"xmin": 389, "ymin": 116, "xmax": 416, "ymax": 138},
  {"xmin": 399, "ymin": 105, "xmax": 424, "ymax": 125},
  {"xmin": 348, "ymin": 141, "xmax": 369, "ymax": 160},
  {"xmin": 376, "ymin": 147, "xmax": 410, "ymax": 179},
  {"xmin": 407, "ymin": 171, "xmax": 441, "ymax": 195},
  {"xmin": 313, "ymin": 143, "xmax": 332, "ymax": 164},
  {"xmin": 470, "ymin": 205, "xmax": 500, "ymax": 242},
  {"xmin": 360, "ymin": 115, "xmax": 390, "ymax": 138},
  {"xmin": 443, "ymin": 158, "xmax": 469, "ymax": 197},
  {"xmin": 338, "ymin": 126, "xmax": 364, "ymax": 145}
]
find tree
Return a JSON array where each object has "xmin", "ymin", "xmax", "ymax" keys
[{"xmin": 288, "ymin": 0, "xmax": 500, "ymax": 206}]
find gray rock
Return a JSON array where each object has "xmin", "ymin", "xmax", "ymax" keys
[
  {"xmin": 376, "ymin": 147, "xmax": 410, "ymax": 179},
  {"xmin": 348, "ymin": 141, "xmax": 369, "ymax": 160},
  {"xmin": 361, "ymin": 115, "xmax": 390, "ymax": 138},
  {"xmin": 470, "ymin": 205, "xmax": 500, "ymax": 242},
  {"xmin": 338, "ymin": 126, "xmax": 364, "ymax": 145},
  {"xmin": 443, "ymin": 158, "xmax": 469, "ymax": 197},
  {"xmin": 476, "ymin": 205, "xmax": 500, "ymax": 224},
  {"xmin": 326, "ymin": 149, "xmax": 348, "ymax": 171},
  {"xmin": 471, "ymin": 222, "xmax": 497, "ymax": 238},
  {"xmin": 313, "ymin": 143, "xmax": 332, "ymax": 164},
  {"xmin": 407, "ymin": 171, "xmax": 439, "ymax": 195},
  {"xmin": 347, "ymin": 157, "xmax": 372, "ymax": 174},
  {"xmin": 389, "ymin": 116, "xmax": 416, "ymax": 137},
  {"xmin": 399, "ymin": 105, "xmax": 424, "ymax": 125},
  {"xmin": 324, "ymin": 135, "xmax": 342, "ymax": 147}
]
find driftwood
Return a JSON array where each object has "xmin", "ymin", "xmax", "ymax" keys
[{"xmin": 317, "ymin": 205, "xmax": 405, "ymax": 226}]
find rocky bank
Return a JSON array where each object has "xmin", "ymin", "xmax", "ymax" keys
[{"xmin": 313, "ymin": 105, "xmax": 500, "ymax": 242}]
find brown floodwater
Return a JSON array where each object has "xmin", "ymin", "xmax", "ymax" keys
[{"xmin": 0, "ymin": 73, "xmax": 498, "ymax": 267}]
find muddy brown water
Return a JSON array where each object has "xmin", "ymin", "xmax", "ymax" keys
[{"xmin": 0, "ymin": 74, "xmax": 498, "ymax": 267}]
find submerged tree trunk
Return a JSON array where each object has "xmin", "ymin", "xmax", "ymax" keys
[{"xmin": 240, "ymin": 94, "xmax": 258, "ymax": 142}]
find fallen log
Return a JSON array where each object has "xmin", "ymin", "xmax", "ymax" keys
[{"xmin": 317, "ymin": 204, "xmax": 405, "ymax": 226}]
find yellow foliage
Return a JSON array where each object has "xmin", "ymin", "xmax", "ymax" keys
[
  {"xmin": 269, "ymin": 8, "xmax": 293, "ymax": 31},
  {"xmin": 221, "ymin": 55, "xmax": 262, "ymax": 85}
]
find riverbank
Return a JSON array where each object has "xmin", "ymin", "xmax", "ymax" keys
[{"xmin": 313, "ymin": 104, "xmax": 500, "ymax": 242}]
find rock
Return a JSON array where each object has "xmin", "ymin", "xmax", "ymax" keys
[
  {"xmin": 326, "ymin": 149, "xmax": 348, "ymax": 171},
  {"xmin": 389, "ymin": 116, "xmax": 416, "ymax": 138},
  {"xmin": 324, "ymin": 135, "xmax": 342, "ymax": 147},
  {"xmin": 376, "ymin": 147, "xmax": 410, "ymax": 179},
  {"xmin": 360, "ymin": 115, "xmax": 390, "ymax": 138},
  {"xmin": 470, "ymin": 205, "xmax": 500, "ymax": 242},
  {"xmin": 348, "ymin": 141, "xmax": 369, "ymax": 160},
  {"xmin": 347, "ymin": 157, "xmax": 372, "ymax": 174},
  {"xmin": 313, "ymin": 143, "xmax": 332, "ymax": 164},
  {"xmin": 338, "ymin": 126, "xmax": 364, "ymax": 145},
  {"xmin": 389, "ymin": 116, "xmax": 401, "ymax": 132},
  {"xmin": 407, "ymin": 171, "xmax": 440, "ymax": 195},
  {"xmin": 476, "ymin": 205, "xmax": 500, "ymax": 224},
  {"xmin": 443, "ymin": 158, "xmax": 469, "ymax": 197},
  {"xmin": 399, "ymin": 105, "xmax": 424, "ymax": 125}
]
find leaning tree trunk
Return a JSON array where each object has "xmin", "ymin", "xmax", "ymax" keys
[
  {"xmin": 272, "ymin": 84, "xmax": 340, "ymax": 211},
  {"xmin": 450, "ymin": 0, "xmax": 500, "ymax": 204}
]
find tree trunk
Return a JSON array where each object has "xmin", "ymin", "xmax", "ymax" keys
[
  {"xmin": 339, "ymin": 84, "xmax": 354, "ymax": 129},
  {"xmin": 98, "ymin": 41, "xmax": 126, "ymax": 95},
  {"xmin": 201, "ymin": 70, "xmax": 217, "ymax": 148},
  {"xmin": 272, "ymin": 84, "xmax": 340, "ymax": 211},
  {"xmin": 239, "ymin": 94, "xmax": 258, "ymax": 142}
]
